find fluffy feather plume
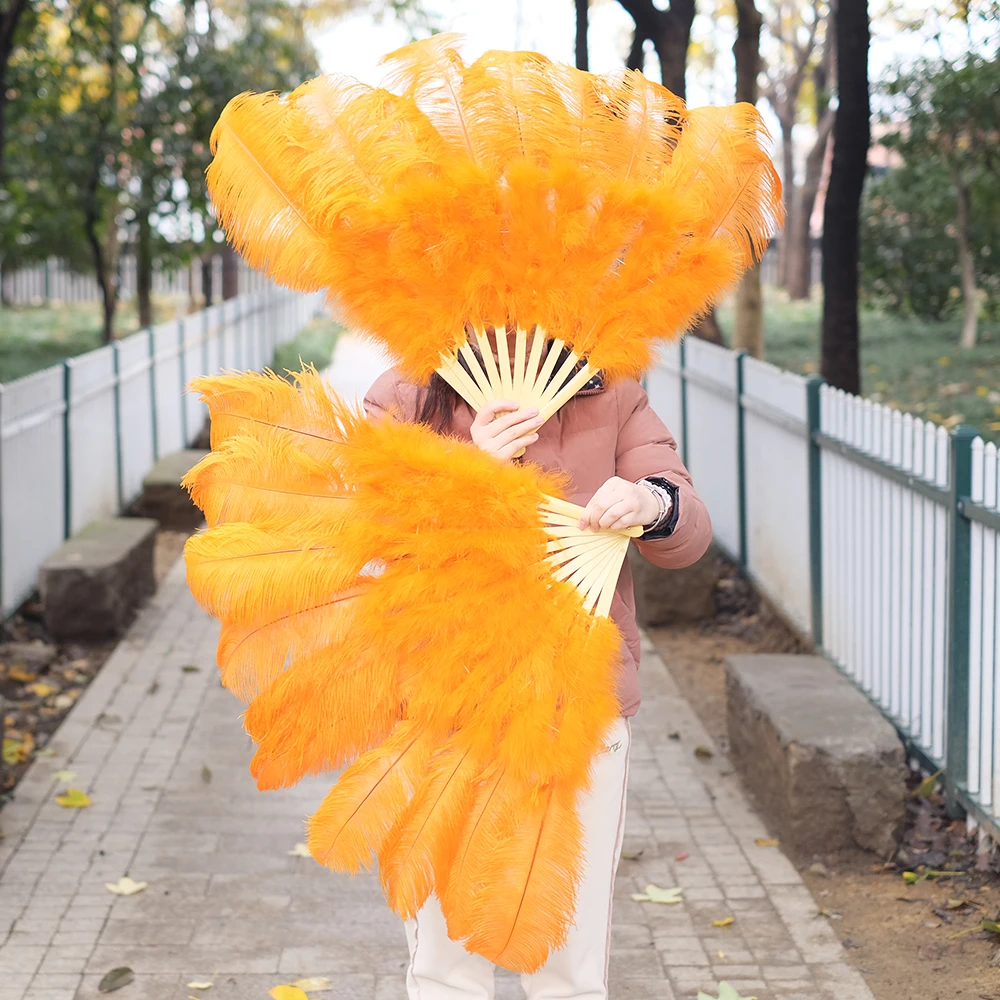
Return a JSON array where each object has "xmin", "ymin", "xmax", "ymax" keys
[
  {"xmin": 184, "ymin": 368, "xmax": 623, "ymax": 971},
  {"xmin": 207, "ymin": 36, "xmax": 783, "ymax": 385}
]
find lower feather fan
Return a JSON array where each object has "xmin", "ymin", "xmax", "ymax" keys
[{"xmin": 182, "ymin": 368, "xmax": 630, "ymax": 972}]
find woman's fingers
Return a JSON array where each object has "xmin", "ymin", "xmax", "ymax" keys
[
  {"xmin": 470, "ymin": 401, "xmax": 543, "ymax": 460},
  {"xmin": 496, "ymin": 432, "xmax": 540, "ymax": 460},
  {"xmin": 598, "ymin": 499, "xmax": 636, "ymax": 530}
]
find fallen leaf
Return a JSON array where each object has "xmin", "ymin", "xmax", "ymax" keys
[
  {"xmin": 693, "ymin": 745, "xmax": 714, "ymax": 760},
  {"xmin": 620, "ymin": 849, "xmax": 644, "ymax": 861},
  {"xmin": 675, "ymin": 851, "xmax": 689, "ymax": 862},
  {"xmin": 916, "ymin": 770, "xmax": 943, "ymax": 798},
  {"xmin": 712, "ymin": 916, "xmax": 735, "ymax": 928},
  {"xmin": 181, "ymin": 664, "xmax": 201, "ymax": 673},
  {"xmin": 816, "ymin": 908, "xmax": 843, "ymax": 919},
  {"xmin": 288, "ymin": 843, "xmax": 312, "ymax": 858},
  {"xmin": 8, "ymin": 666, "xmax": 37, "ymax": 683},
  {"xmin": 269, "ymin": 988, "xmax": 309, "ymax": 1000},
  {"xmin": 105, "ymin": 876, "xmax": 148, "ymax": 896},
  {"xmin": 631, "ymin": 884, "xmax": 684, "ymax": 905},
  {"xmin": 186, "ymin": 982, "xmax": 213, "ymax": 990},
  {"xmin": 201, "ymin": 765, "xmax": 213, "ymax": 784},
  {"xmin": 2, "ymin": 738, "xmax": 23, "ymax": 765},
  {"xmin": 52, "ymin": 770, "xmax": 78, "ymax": 783},
  {"xmin": 697, "ymin": 985, "xmax": 757, "ymax": 1000},
  {"xmin": 716, "ymin": 950, "xmax": 726, "ymax": 959},
  {"xmin": 55, "ymin": 788, "xmax": 91, "ymax": 808},
  {"xmin": 842, "ymin": 938, "xmax": 861, "ymax": 949},
  {"xmin": 27, "ymin": 682, "xmax": 58, "ymax": 698},
  {"xmin": 290, "ymin": 978, "xmax": 332, "ymax": 992},
  {"xmin": 53, "ymin": 693, "xmax": 77, "ymax": 710},
  {"xmin": 668, "ymin": 731, "xmax": 681, "ymax": 740},
  {"xmin": 808, "ymin": 862, "xmax": 832, "ymax": 878},
  {"xmin": 98, "ymin": 967, "xmax": 135, "ymax": 993},
  {"xmin": 982, "ymin": 920, "xmax": 1000, "ymax": 935},
  {"xmin": 755, "ymin": 838, "xmax": 780, "ymax": 848},
  {"xmin": 35, "ymin": 748, "xmax": 58, "ymax": 758}
]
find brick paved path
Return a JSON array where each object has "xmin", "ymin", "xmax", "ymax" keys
[{"xmin": 0, "ymin": 336, "xmax": 877, "ymax": 1000}]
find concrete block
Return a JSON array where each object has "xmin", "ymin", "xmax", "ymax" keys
[
  {"xmin": 39, "ymin": 518, "xmax": 157, "ymax": 641},
  {"xmin": 725, "ymin": 654, "xmax": 906, "ymax": 858},
  {"xmin": 132, "ymin": 449, "xmax": 208, "ymax": 529},
  {"xmin": 628, "ymin": 541, "xmax": 721, "ymax": 627}
]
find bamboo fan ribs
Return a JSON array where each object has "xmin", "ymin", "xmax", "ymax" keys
[
  {"xmin": 183, "ymin": 368, "xmax": 630, "ymax": 972},
  {"xmin": 206, "ymin": 33, "xmax": 783, "ymax": 427}
]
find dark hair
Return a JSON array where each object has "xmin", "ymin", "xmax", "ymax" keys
[{"xmin": 417, "ymin": 372, "xmax": 460, "ymax": 431}]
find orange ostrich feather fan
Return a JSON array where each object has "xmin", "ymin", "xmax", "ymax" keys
[
  {"xmin": 206, "ymin": 33, "xmax": 783, "ymax": 425},
  {"xmin": 182, "ymin": 367, "xmax": 637, "ymax": 972}
]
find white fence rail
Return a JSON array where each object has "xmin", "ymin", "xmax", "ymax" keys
[
  {"xmin": 0, "ymin": 286, "xmax": 324, "ymax": 616},
  {"xmin": 0, "ymin": 255, "xmax": 267, "ymax": 306},
  {"xmin": 646, "ymin": 340, "xmax": 1000, "ymax": 834}
]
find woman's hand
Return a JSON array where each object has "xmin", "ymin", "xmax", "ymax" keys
[
  {"xmin": 470, "ymin": 400, "xmax": 544, "ymax": 461},
  {"xmin": 579, "ymin": 476, "xmax": 660, "ymax": 532}
]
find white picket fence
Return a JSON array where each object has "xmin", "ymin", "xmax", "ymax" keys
[
  {"xmin": 0, "ymin": 255, "xmax": 266, "ymax": 306},
  {"xmin": 647, "ymin": 338, "xmax": 1000, "ymax": 833},
  {"xmin": 0, "ymin": 285, "xmax": 325, "ymax": 617}
]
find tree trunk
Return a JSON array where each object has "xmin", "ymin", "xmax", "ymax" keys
[
  {"xmin": 575, "ymin": 0, "xmax": 589, "ymax": 71},
  {"xmin": 627, "ymin": 28, "xmax": 645, "ymax": 71},
  {"xmin": 954, "ymin": 168, "xmax": 978, "ymax": 349},
  {"xmin": 617, "ymin": 0, "xmax": 694, "ymax": 98},
  {"xmin": 650, "ymin": 8, "xmax": 694, "ymax": 99},
  {"xmin": 221, "ymin": 244, "xmax": 239, "ymax": 300},
  {"xmin": 137, "ymin": 208, "xmax": 154, "ymax": 327},
  {"xmin": 732, "ymin": 0, "xmax": 764, "ymax": 357},
  {"xmin": 735, "ymin": 266, "xmax": 763, "ymax": 356},
  {"xmin": 820, "ymin": 0, "xmax": 869, "ymax": 396},
  {"xmin": 788, "ymin": 109, "xmax": 834, "ymax": 300},
  {"xmin": 0, "ymin": 0, "xmax": 30, "ymax": 181},
  {"xmin": 201, "ymin": 255, "xmax": 214, "ymax": 307},
  {"xmin": 690, "ymin": 310, "xmax": 725, "ymax": 346},
  {"xmin": 778, "ymin": 118, "xmax": 796, "ymax": 289}
]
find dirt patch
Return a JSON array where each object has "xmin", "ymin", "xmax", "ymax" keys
[
  {"xmin": 648, "ymin": 557, "xmax": 1000, "ymax": 1000},
  {"xmin": 1, "ymin": 527, "xmax": 192, "ymax": 805}
]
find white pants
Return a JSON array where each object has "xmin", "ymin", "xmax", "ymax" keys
[{"xmin": 404, "ymin": 718, "xmax": 632, "ymax": 1000}]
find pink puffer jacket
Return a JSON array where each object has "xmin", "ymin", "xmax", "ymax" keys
[{"xmin": 363, "ymin": 369, "xmax": 712, "ymax": 716}]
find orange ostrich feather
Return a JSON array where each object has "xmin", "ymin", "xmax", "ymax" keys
[
  {"xmin": 206, "ymin": 34, "xmax": 783, "ymax": 416},
  {"xmin": 183, "ymin": 368, "xmax": 626, "ymax": 971}
]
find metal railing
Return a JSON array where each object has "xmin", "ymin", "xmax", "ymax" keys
[
  {"xmin": 0, "ymin": 286, "xmax": 325, "ymax": 616},
  {"xmin": 647, "ymin": 340, "xmax": 1000, "ymax": 835}
]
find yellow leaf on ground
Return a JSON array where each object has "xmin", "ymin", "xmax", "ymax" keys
[
  {"xmin": 52, "ymin": 770, "xmax": 78, "ymax": 783},
  {"xmin": 105, "ymin": 876, "xmax": 147, "ymax": 896},
  {"xmin": 186, "ymin": 981, "xmax": 213, "ymax": 990},
  {"xmin": 55, "ymin": 788, "xmax": 91, "ymax": 808},
  {"xmin": 754, "ymin": 838, "xmax": 780, "ymax": 847},
  {"xmin": 288, "ymin": 843, "xmax": 311, "ymax": 857},
  {"xmin": 269, "ymin": 988, "xmax": 309, "ymax": 1000},
  {"xmin": 631, "ymin": 884, "xmax": 684, "ymax": 905},
  {"xmin": 8, "ymin": 666, "xmax": 37, "ymax": 683},
  {"xmin": 28, "ymin": 682, "xmax": 58, "ymax": 698},
  {"xmin": 290, "ymin": 978, "xmax": 331, "ymax": 991},
  {"xmin": 713, "ymin": 916, "xmax": 735, "ymax": 928}
]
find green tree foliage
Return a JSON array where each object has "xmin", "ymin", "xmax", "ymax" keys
[
  {"xmin": 1, "ymin": 0, "xmax": 321, "ymax": 338},
  {"xmin": 865, "ymin": 55, "xmax": 1000, "ymax": 345},
  {"xmin": 862, "ymin": 157, "xmax": 1000, "ymax": 321}
]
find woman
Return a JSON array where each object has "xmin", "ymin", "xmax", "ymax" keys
[{"xmin": 364, "ymin": 356, "xmax": 712, "ymax": 1000}]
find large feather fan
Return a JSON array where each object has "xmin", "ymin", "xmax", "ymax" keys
[
  {"xmin": 182, "ymin": 367, "xmax": 635, "ymax": 972},
  {"xmin": 207, "ymin": 34, "xmax": 783, "ymax": 424}
]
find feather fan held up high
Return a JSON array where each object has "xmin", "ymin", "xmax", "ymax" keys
[
  {"xmin": 207, "ymin": 34, "xmax": 783, "ymax": 424},
  {"xmin": 183, "ymin": 367, "xmax": 636, "ymax": 972}
]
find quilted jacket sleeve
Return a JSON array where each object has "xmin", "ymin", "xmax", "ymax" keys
[{"xmin": 613, "ymin": 380, "xmax": 713, "ymax": 569}]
